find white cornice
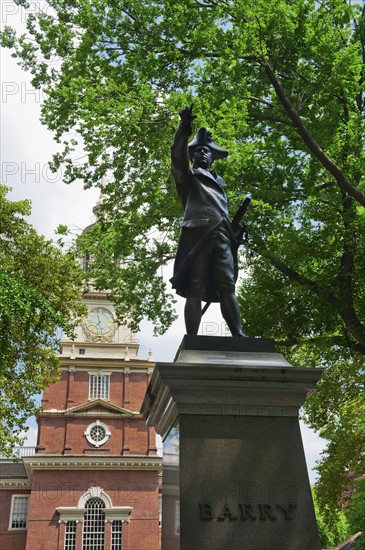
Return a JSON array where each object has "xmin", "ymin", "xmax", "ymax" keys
[
  {"xmin": 105, "ymin": 507, "xmax": 133, "ymax": 522},
  {"xmin": 38, "ymin": 398, "xmax": 142, "ymax": 418},
  {"xmin": 61, "ymin": 340, "xmax": 139, "ymax": 350},
  {"xmin": 22, "ymin": 455, "xmax": 161, "ymax": 480},
  {"xmin": 59, "ymin": 357, "xmax": 155, "ymax": 372},
  {"xmin": 38, "ymin": 410, "xmax": 144, "ymax": 419},
  {"xmin": 64, "ymin": 399, "xmax": 139, "ymax": 416},
  {"xmin": 0, "ymin": 479, "xmax": 31, "ymax": 490},
  {"xmin": 56, "ymin": 506, "xmax": 133, "ymax": 524}
]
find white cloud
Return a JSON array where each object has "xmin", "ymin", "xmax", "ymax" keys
[{"xmin": 1, "ymin": 47, "xmax": 99, "ymax": 239}]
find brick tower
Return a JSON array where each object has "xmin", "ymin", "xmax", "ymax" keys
[
  {"xmin": 1, "ymin": 194, "xmax": 161, "ymax": 549},
  {"xmin": 0, "ymin": 295, "xmax": 161, "ymax": 550},
  {"xmin": 23, "ymin": 289, "xmax": 161, "ymax": 550}
]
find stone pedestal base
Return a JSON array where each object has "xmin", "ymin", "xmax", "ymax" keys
[{"xmin": 142, "ymin": 336, "xmax": 322, "ymax": 550}]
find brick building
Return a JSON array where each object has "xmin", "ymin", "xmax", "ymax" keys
[{"xmin": 0, "ymin": 289, "xmax": 161, "ymax": 550}]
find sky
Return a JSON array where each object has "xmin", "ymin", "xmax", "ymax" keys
[{"xmin": 1, "ymin": 1, "xmax": 326, "ymax": 483}]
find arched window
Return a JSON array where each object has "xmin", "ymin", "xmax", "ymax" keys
[
  {"xmin": 57, "ymin": 487, "xmax": 132, "ymax": 550},
  {"xmin": 82, "ymin": 498, "xmax": 105, "ymax": 550}
]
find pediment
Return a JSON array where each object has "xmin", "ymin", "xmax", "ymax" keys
[{"xmin": 64, "ymin": 399, "xmax": 139, "ymax": 417}]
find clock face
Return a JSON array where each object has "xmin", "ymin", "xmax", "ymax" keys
[{"xmin": 86, "ymin": 307, "xmax": 115, "ymax": 336}]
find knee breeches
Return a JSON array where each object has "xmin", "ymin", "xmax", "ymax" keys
[{"xmin": 186, "ymin": 236, "xmax": 236, "ymax": 299}]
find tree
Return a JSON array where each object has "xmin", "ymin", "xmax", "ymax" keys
[
  {"xmin": 300, "ymin": 346, "xmax": 365, "ymax": 525},
  {"xmin": 2, "ymin": 0, "xmax": 364, "ymax": 511},
  {"xmin": 0, "ymin": 185, "xmax": 86, "ymax": 454},
  {"xmin": 312, "ymin": 486, "xmax": 349, "ymax": 548},
  {"xmin": 344, "ymin": 478, "xmax": 365, "ymax": 550}
]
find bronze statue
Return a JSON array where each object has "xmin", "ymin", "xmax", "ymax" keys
[{"xmin": 170, "ymin": 105, "xmax": 247, "ymax": 337}]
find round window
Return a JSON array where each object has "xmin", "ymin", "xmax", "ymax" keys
[
  {"xmin": 90, "ymin": 424, "xmax": 106, "ymax": 443},
  {"xmin": 84, "ymin": 420, "xmax": 111, "ymax": 447}
]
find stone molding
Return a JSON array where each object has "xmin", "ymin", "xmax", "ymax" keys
[
  {"xmin": 78, "ymin": 485, "xmax": 113, "ymax": 508},
  {"xmin": 57, "ymin": 485, "xmax": 133, "ymax": 524},
  {"xmin": 37, "ymin": 410, "xmax": 144, "ymax": 419},
  {"xmin": 141, "ymin": 337, "xmax": 323, "ymax": 550},
  {"xmin": 22, "ymin": 455, "xmax": 161, "ymax": 481},
  {"xmin": 142, "ymin": 359, "xmax": 323, "ymax": 440},
  {"xmin": 59, "ymin": 358, "xmax": 155, "ymax": 373},
  {"xmin": 0, "ymin": 479, "xmax": 31, "ymax": 490}
]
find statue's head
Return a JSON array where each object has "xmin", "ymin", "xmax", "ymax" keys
[{"xmin": 188, "ymin": 128, "xmax": 228, "ymax": 169}]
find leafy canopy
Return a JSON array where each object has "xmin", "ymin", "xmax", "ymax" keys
[
  {"xmin": 0, "ymin": 185, "xmax": 86, "ymax": 454},
  {"xmin": 3, "ymin": 0, "xmax": 365, "ymax": 348},
  {"xmin": 344, "ymin": 478, "xmax": 365, "ymax": 550},
  {"xmin": 2, "ymin": 0, "xmax": 365, "ymax": 515},
  {"xmin": 312, "ymin": 486, "xmax": 350, "ymax": 548}
]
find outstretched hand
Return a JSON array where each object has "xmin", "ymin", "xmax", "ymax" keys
[{"xmin": 179, "ymin": 104, "xmax": 196, "ymax": 132}]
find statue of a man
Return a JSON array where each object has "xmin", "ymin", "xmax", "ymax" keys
[{"xmin": 170, "ymin": 105, "xmax": 244, "ymax": 337}]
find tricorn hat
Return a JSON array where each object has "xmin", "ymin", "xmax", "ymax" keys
[{"xmin": 188, "ymin": 128, "xmax": 229, "ymax": 161}]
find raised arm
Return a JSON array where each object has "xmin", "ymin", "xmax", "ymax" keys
[{"xmin": 171, "ymin": 105, "xmax": 196, "ymax": 186}]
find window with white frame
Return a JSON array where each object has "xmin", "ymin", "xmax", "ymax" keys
[
  {"xmin": 84, "ymin": 420, "xmax": 111, "ymax": 448},
  {"xmin": 82, "ymin": 498, "xmax": 105, "ymax": 550},
  {"xmin": 9, "ymin": 495, "xmax": 29, "ymax": 529},
  {"xmin": 64, "ymin": 521, "xmax": 76, "ymax": 550},
  {"xmin": 89, "ymin": 374, "xmax": 110, "ymax": 399},
  {"xmin": 111, "ymin": 520, "xmax": 122, "ymax": 550}
]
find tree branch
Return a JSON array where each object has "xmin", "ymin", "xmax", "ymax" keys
[
  {"xmin": 275, "ymin": 334, "xmax": 365, "ymax": 354},
  {"xmin": 247, "ymin": 112, "xmax": 291, "ymax": 126},
  {"xmin": 253, "ymin": 210, "xmax": 365, "ymax": 353},
  {"xmin": 262, "ymin": 59, "xmax": 365, "ymax": 208},
  {"xmin": 337, "ymin": 196, "xmax": 365, "ymax": 348},
  {"xmin": 252, "ymin": 238, "xmax": 339, "ymax": 308}
]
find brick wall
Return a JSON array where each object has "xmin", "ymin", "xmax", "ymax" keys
[
  {"xmin": 25, "ymin": 469, "xmax": 159, "ymax": 550},
  {"xmin": 37, "ymin": 368, "xmax": 153, "ymax": 456},
  {"xmin": 0, "ymin": 489, "xmax": 30, "ymax": 550},
  {"xmin": 41, "ymin": 370, "xmax": 150, "ymax": 411}
]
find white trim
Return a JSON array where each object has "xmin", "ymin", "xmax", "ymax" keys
[
  {"xmin": 39, "ymin": 398, "xmax": 139, "ymax": 417},
  {"xmin": 87, "ymin": 371, "xmax": 112, "ymax": 376},
  {"xmin": 84, "ymin": 420, "xmax": 111, "ymax": 447},
  {"xmin": 0, "ymin": 480, "xmax": 31, "ymax": 490},
  {"xmin": 37, "ymin": 409, "xmax": 144, "ymax": 420},
  {"xmin": 88, "ymin": 373, "xmax": 111, "ymax": 400},
  {"xmin": 57, "ymin": 509, "xmax": 84, "ymax": 523},
  {"xmin": 8, "ymin": 494, "xmax": 29, "ymax": 530},
  {"xmin": 61, "ymin": 363, "xmax": 153, "ymax": 373},
  {"xmin": 82, "ymin": 497, "xmax": 106, "ymax": 548},
  {"xmin": 22, "ymin": 455, "xmax": 162, "ymax": 482},
  {"xmin": 57, "ymin": 507, "xmax": 133, "ymax": 524},
  {"xmin": 64, "ymin": 520, "xmax": 77, "ymax": 550},
  {"xmin": 38, "ymin": 410, "xmax": 142, "ymax": 419},
  {"xmin": 57, "ymin": 486, "xmax": 133, "ymax": 525},
  {"xmin": 105, "ymin": 507, "xmax": 133, "ymax": 523},
  {"xmin": 111, "ymin": 519, "xmax": 123, "ymax": 550},
  {"xmin": 78, "ymin": 486, "xmax": 112, "ymax": 509}
]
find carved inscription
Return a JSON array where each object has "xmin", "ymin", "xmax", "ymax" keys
[
  {"xmin": 199, "ymin": 503, "xmax": 297, "ymax": 522},
  {"xmin": 201, "ymin": 481, "xmax": 299, "ymax": 502}
]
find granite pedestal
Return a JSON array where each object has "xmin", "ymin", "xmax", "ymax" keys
[{"xmin": 141, "ymin": 336, "xmax": 323, "ymax": 550}]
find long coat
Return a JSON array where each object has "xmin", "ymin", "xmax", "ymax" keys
[{"xmin": 169, "ymin": 124, "xmax": 238, "ymax": 302}]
